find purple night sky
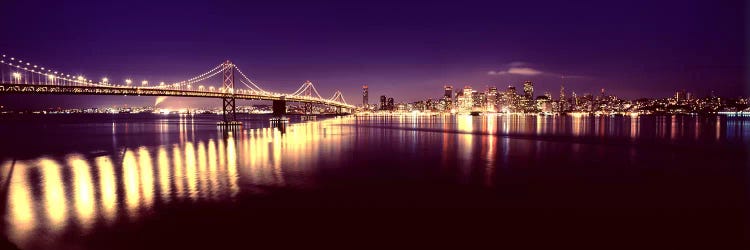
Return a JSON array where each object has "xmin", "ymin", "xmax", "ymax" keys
[{"xmin": 0, "ymin": 0, "xmax": 746, "ymax": 109}]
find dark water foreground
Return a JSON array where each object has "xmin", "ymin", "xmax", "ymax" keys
[{"xmin": 0, "ymin": 114, "xmax": 747, "ymax": 249}]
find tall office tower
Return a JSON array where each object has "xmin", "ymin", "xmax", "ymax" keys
[
  {"xmin": 506, "ymin": 85, "xmax": 517, "ymax": 96},
  {"xmin": 559, "ymin": 85, "xmax": 567, "ymax": 112},
  {"xmin": 522, "ymin": 81, "xmax": 535, "ymax": 112},
  {"xmin": 560, "ymin": 85, "xmax": 566, "ymax": 101},
  {"xmin": 362, "ymin": 85, "xmax": 369, "ymax": 108},
  {"xmin": 457, "ymin": 86, "xmax": 474, "ymax": 112},
  {"xmin": 380, "ymin": 95, "xmax": 387, "ymax": 110},
  {"xmin": 487, "ymin": 86, "xmax": 499, "ymax": 111},
  {"xmin": 523, "ymin": 81, "xmax": 534, "ymax": 99},
  {"xmin": 506, "ymin": 85, "xmax": 518, "ymax": 111},
  {"xmin": 387, "ymin": 97, "xmax": 394, "ymax": 110},
  {"xmin": 444, "ymin": 85, "xmax": 453, "ymax": 100},
  {"xmin": 473, "ymin": 91, "xmax": 485, "ymax": 108},
  {"xmin": 675, "ymin": 89, "xmax": 687, "ymax": 102}
]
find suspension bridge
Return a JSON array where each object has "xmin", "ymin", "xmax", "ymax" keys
[{"xmin": 0, "ymin": 53, "xmax": 353, "ymax": 125}]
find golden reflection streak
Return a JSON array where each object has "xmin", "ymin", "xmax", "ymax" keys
[
  {"xmin": 694, "ymin": 117, "xmax": 701, "ymax": 140},
  {"xmin": 137, "ymin": 147, "xmax": 155, "ymax": 208},
  {"xmin": 670, "ymin": 115, "xmax": 678, "ymax": 140},
  {"xmin": 95, "ymin": 156, "xmax": 117, "ymax": 223},
  {"xmin": 157, "ymin": 147, "xmax": 172, "ymax": 202},
  {"xmin": 272, "ymin": 128, "xmax": 286, "ymax": 186},
  {"xmin": 185, "ymin": 142, "xmax": 198, "ymax": 200},
  {"xmin": 39, "ymin": 158, "xmax": 67, "ymax": 230},
  {"xmin": 716, "ymin": 116, "xmax": 721, "ymax": 140},
  {"xmin": 457, "ymin": 115, "xmax": 474, "ymax": 180},
  {"xmin": 208, "ymin": 139, "xmax": 219, "ymax": 199},
  {"xmin": 7, "ymin": 162, "xmax": 35, "ymax": 240},
  {"xmin": 197, "ymin": 142, "xmax": 208, "ymax": 199},
  {"xmin": 172, "ymin": 145, "xmax": 185, "ymax": 199},
  {"xmin": 68, "ymin": 155, "xmax": 96, "ymax": 229},
  {"xmin": 485, "ymin": 117, "xmax": 496, "ymax": 187},
  {"xmin": 122, "ymin": 149, "xmax": 141, "ymax": 216},
  {"xmin": 226, "ymin": 133, "xmax": 240, "ymax": 196},
  {"xmin": 630, "ymin": 116, "xmax": 639, "ymax": 140}
]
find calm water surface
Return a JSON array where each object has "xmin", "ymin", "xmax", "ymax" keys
[{"xmin": 0, "ymin": 114, "xmax": 748, "ymax": 249}]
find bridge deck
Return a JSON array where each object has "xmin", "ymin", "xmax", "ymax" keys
[{"xmin": 0, "ymin": 83, "xmax": 354, "ymax": 109}]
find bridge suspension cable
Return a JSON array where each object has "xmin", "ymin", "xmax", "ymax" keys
[
  {"xmin": 168, "ymin": 63, "xmax": 224, "ymax": 88},
  {"xmin": 329, "ymin": 90, "xmax": 347, "ymax": 104},
  {"xmin": 0, "ymin": 52, "xmax": 354, "ymax": 109},
  {"xmin": 234, "ymin": 65, "xmax": 266, "ymax": 93},
  {"xmin": 290, "ymin": 81, "xmax": 323, "ymax": 99},
  {"xmin": 0, "ymin": 53, "xmax": 115, "ymax": 87}
]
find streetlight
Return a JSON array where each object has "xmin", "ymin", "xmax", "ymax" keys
[
  {"xmin": 48, "ymin": 74, "xmax": 55, "ymax": 85},
  {"xmin": 102, "ymin": 77, "xmax": 109, "ymax": 85},
  {"xmin": 125, "ymin": 79, "xmax": 132, "ymax": 86},
  {"xmin": 141, "ymin": 80, "xmax": 148, "ymax": 86},
  {"xmin": 77, "ymin": 76, "xmax": 84, "ymax": 85}
]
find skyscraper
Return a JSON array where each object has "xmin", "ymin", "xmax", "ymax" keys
[
  {"xmin": 444, "ymin": 85, "xmax": 453, "ymax": 100},
  {"xmin": 387, "ymin": 97, "xmax": 394, "ymax": 110},
  {"xmin": 523, "ymin": 81, "xmax": 534, "ymax": 99},
  {"xmin": 380, "ymin": 95, "xmax": 387, "ymax": 110},
  {"xmin": 362, "ymin": 85, "xmax": 369, "ymax": 108},
  {"xmin": 441, "ymin": 85, "xmax": 454, "ymax": 111},
  {"xmin": 523, "ymin": 81, "xmax": 535, "ymax": 112},
  {"xmin": 505, "ymin": 85, "xmax": 518, "ymax": 112},
  {"xmin": 560, "ymin": 85, "xmax": 566, "ymax": 101},
  {"xmin": 457, "ymin": 86, "xmax": 474, "ymax": 112},
  {"xmin": 487, "ymin": 86, "xmax": 499, "ymax": 112}
]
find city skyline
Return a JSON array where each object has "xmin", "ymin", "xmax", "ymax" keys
[{"xmin": 0, "ymin": 0, "xmax": 745, "ymax": 109}]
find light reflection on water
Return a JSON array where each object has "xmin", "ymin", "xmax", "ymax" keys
[{"xmin": 1, "ymin": 114, "xmax": 748, "ymax": 249}]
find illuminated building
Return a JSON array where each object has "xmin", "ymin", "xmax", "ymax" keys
[
  {"xmin": 487, "ymin": 86, "xmax": 498, "ymax": 112},
  {"xmin": 444, "ymin": 85, "xmax": 453, "ymax": 100},
  {"xmin": 380, "ymin": 95, "xmax": 387, "ymax": 110},
  {"xmin": 442, "ymin": 85, "xmax": 454, "ymax": 111},
  {"xmin": 362, "ymin": 85, "xmax": 369, "ymax": 108},
  {"xmin": 523, "ymin": 81, "xmax": 534, "ymax": 99},
  {"xmin": 456, "ymin": 86, "xmax": 474, "ymax": 113},
  {"xmin": 522, "ymin": 81, "xmax": 536, "ymax": 113},
  {"xmin": 559, "ymin": 85, "xmax": 567, "ymax": 112}
]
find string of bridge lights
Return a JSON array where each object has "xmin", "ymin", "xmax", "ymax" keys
[
  {"xmin": 168, "ymin": 63, "xmax": 225, "ymax": 88},
  {"xmin": 234, "ymin": 66, "xmax": 266, "ymax": 92},
  {"xmin": 0, "ymin": 53, "xmax": 113, "ymax": 87},
  {"xmin": 330, "ymin": 90, "xmax": 347, "ymax": 103},
  {"xmin": 0, "ymin": 52, "xmax": 351, "ymax": 106},
  {"xmin": 290, "ymin": 81, "xmax": 324, "ymax": 99}
]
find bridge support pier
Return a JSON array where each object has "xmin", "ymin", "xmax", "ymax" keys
[
  {"xmin": 272, "ymin": 99, "xmax": 286, "ymax": 117},
  {"xmin": 271, "ymin": 99, "xmax": 289, "ymax": 123}
]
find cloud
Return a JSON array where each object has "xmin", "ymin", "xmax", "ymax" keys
[
  {"xmin": 488, "ymin": 62, "xmax": 589, "ymax": 79},
  {"xmin": 488, "ymin": 66, "xmax": 543, "ymax": 76},
  {"xmin": 506, "ymin": 67, "xmax": 543, "ymax": 76}
]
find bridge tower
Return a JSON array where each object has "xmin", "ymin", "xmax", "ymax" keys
[{"xmin": 220, "ymin": 60, "xmax": 240, "ymax": 126}]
